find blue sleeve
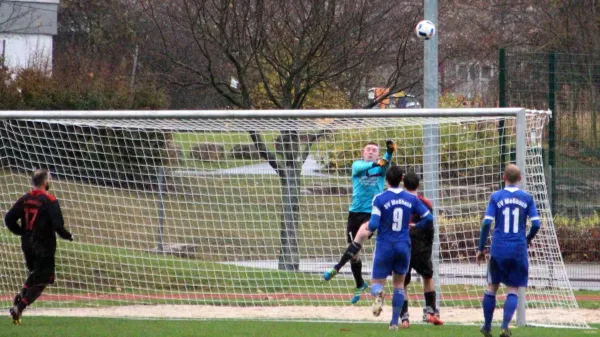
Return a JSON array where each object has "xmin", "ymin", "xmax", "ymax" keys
[
  {"xmin": 381, "ymin": 152, "xmax": 392, "ymax": 170},
  {"xmin": 415, "ymin": 199, "xmax": 430, "ymax": 218},
  {"xmin": 352, "ymin": 160, "xmax": 375, "ymax": 176},
  {"xmin": 484, "ymin": 195, "xmax": 496, "ymax": 223},
  {"xmin": 368, "ymin": 197, "xmax": 382, "ymax": 232},
  {"xmin": 526, "ymin": 196, "xmax": 541, "ymax": 242},
  {"xmin": 478, "ymin": 220, "xmax": 492, "ymax": 252},
  {"xmin": 378, "ymin": 152, "xmax": 392, "ymax": 175},
  {"xmin": 415, "ymin": 213, "xmax": 433, "ymax": 229},
  {"xmin": 479, "ymin": 196, "xmax": 495, "ymax": 251}
]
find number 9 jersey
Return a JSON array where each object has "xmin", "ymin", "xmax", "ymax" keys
[
  {"xmin": 369, "ymin": 187, "xmax": 431, "ymax": 279},
  {"xmin": 370, "ymin": 188, "xmax": 431, "ymax": 243}
]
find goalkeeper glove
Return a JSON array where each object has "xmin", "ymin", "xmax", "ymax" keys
[
  {"xmin": 372, "ymin": 159, "xmax": 388, "ymax": 167},
  {"xmin": 386, "ymin": 140, "xmax": 396, "ymax": 154}
]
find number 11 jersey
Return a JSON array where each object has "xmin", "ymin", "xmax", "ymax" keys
[{"xmin": 484, "ymin": 186, "xmax": 540, "ymax": 256}]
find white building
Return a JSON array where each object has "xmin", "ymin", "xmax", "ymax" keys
[
  {"xmin": 442, "ymin": 61, "xmax": 496, "ymax": 101},
  {"xmin": 0, "ymin": 0, "xmax": 58, "ymax": 70}
]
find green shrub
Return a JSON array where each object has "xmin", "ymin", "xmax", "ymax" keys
[
  {"xmin": 0, "ymin": 64, "xmax": 170, "ymax": 190},
  {"xmin": 0, "ymin": 67, "xmax": 168, "ymax": 110},
  {"xmin": 437, "ymin": 213, "xmax": 600, "ymax": 263},
  {"xmin": 554, "ymin": 212, "xmax": 600, "ymax": 228},
  {"xmin": 315, "ymin": 122, "xmax": 503, "ymax": 180}
]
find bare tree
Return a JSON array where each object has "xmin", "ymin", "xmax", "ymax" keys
[{"xmin": 142, "ymin": 0, "xmax": 423, "ymax": 270}]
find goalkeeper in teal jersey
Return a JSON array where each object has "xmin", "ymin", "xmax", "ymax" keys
[{"xmin": 323, "ymin": 140, "xmax": 396, "ymax": 304}]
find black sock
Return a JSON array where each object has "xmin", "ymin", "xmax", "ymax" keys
[
  {"xmin": 17, "ymin": 285, "xmax": 46, "ymax": 312},
  {"xmin": 424, "ymin": 291, "xmax": 436, "ymax": 311},
  {"xmin": 334, "ymin": 242, "xmax": 362, "ymax": 271},
  {"xmin": 350, "ymin": 259, "xmax": 364, "ymax": 288},
  {"xmin": 400, "ymin": 300, "xmax": 409, "ymax": 318},
  {"xmin": 14, "ymin": 283, "xmax": 29, "ymax": 306}
]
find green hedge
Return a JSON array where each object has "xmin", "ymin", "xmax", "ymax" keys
[
  {"xmin": 315, "ymin": 123, "xmax": 503, "ymax": 183},
  {"xmin": 0, "ymin": 66, "xmax": 170, "ymax": 190},
  {"xmin": 437, "ymin": 213, "xmax": 600, "ymax": 263},
  {"xmin": 1, "ymin": 120, "xmax": 169, "ymax": 190}
]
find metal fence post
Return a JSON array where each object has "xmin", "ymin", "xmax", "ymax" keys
[
  {"xmin": 515, "ymin": 109, "xmax": 527, "ymax": 327},
  {"xmin": 156, "ymin": 167, "xmax": 166, "ymax": 254},
  {"xmin": 499, "ymin": 48, "xmax": 508, "ymax": 189},
  {"xmin": 548, "ymin": 52, "xmax": 557, "ymax": 212}
]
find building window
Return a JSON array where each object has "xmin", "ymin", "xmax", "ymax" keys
[
  {"xmin": 0, "ymin": 40, "xmax": 5, "ymax": 67},
  {"xmin": 468, "ymin": 64, "xmax": 476, "ymax": 81},
  {"xmin": 458, "ymin": 64, "xmax": 468, "ymax": 81},
  {"xmin": 482, "ymin": 65, "xmax": 492, "ymax": 79}
]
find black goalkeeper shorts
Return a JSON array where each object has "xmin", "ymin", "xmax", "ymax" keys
[
  {"xmin": 405, "ymin": 251, "xmax": 434, "ymax": 286},
  {"xmin": 346, "ymin": 212, "xmax": 371, "ymax": 243},
  {"xmin": 23, "ymin": 250, "xmax": 55, "ymax": 286}
]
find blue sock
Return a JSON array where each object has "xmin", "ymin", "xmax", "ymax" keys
[
  {"xmin": 502, "ymin": 293, "xmax": 518, "ymax": 329},
  {"xmin": 370, "ymin": 283, "xmax": 383, "ymax": 297},
  {"xmin": 391, "ymin": 288, "xmax": 405, "ymax": 326},
  {"xmin": 482, "ymin": 291, "xmax": 496, "ymax": 331}
]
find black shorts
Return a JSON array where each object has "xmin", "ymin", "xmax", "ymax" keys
[
  {"xmin": 23, "ymin": 249, "xmax": 55, "ymax": 286},
  {"xmin": 346, "ymin": 212, "xmax": 371, "ymax": 243},
  {"xmin": 404, "ymin": 251, "xmax": 434, "ymax": 286}
]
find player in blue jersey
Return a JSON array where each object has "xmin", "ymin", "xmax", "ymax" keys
[
  {"xmin": 323, "ymin": 140, "xmax": 396, "ymax": 304},
  {"xmin": 366, "ymin": 165, "xmax": 433, "ymax": 330},
  {"xmin": 477, "ymin": 164, "xmax": 541, "ymax": 337}
]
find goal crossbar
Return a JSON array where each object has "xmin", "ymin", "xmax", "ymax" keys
[{"xmin": 0, "ymin": 108, "xmax": 528, "ymax": 119}]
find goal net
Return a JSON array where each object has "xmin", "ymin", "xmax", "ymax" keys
[{"xmin": 0, "ymin": 109, "xmax": 587, "ymax": 328}]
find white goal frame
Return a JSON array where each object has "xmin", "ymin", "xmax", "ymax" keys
[{"xmin": 0, "ymin": 108, "xmax": 579, "ymax": 328}]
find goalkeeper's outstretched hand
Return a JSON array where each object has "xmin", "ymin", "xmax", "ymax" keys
[{"xmin": 386, "ymin": 140, "xmax": 396, "ymax": 154}]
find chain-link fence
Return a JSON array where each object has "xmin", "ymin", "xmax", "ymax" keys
[{"xmin": 501, "ymin": 50, "xmax": 600, "ymax": 289}]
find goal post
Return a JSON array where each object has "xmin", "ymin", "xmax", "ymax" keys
[{"xmin": 0, "ymin": 108, "xmax": 588, "ymax": 328}]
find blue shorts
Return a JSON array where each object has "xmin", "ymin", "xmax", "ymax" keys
[
  {"xmin": 487, "ymin": 252, "xmax": 529, "ymax": 287},
  {"xmin": 371, "ymin": 240, "xmax": 410, "ymax": 279}
]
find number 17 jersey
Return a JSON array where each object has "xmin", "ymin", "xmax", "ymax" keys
[{"xmin": 484, "ymin": 186, "xmax": 539, "ymax": 256}]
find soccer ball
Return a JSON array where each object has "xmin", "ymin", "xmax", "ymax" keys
[{"xmin": 415, "ymin": 20, "xmax": 436, "ymax": 40}]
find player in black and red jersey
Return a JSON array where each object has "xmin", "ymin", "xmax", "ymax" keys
[
  {"xmin": 399, "ymin": 172, "xmax": 443, "ymax": 328},
  {"xmin": 4, "ymin": 169, "xmax": 73, "ymax": 325}
]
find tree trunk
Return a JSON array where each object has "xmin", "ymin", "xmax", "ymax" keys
[{"xmin": 278, "ymin": 167, "xmax": 301, "ymax": 271}]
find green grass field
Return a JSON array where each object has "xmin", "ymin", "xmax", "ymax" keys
[
  {"xmin": 3, "ymin": 227, "xmax": 599, "ymax": 309},
  {"xmin": 0, "ymin": 169, "xmax": 598, "ymax": 311},
  {"xmin": 2, "ymin": 318, "xmax": 598, "ymax": 337}
]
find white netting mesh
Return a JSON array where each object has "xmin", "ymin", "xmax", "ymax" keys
[{"xmin": 0, "ymin": 110, "xmax": 588, "ymax": 328}]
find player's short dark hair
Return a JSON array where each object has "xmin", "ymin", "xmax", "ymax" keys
[
  {"xmin": 32, "ymin": 169, "xmax": 49, "ymax": 187},
  {"xmin": 504, "ymin": 164, "xmax": 521, "ymax": 184},
  {"xmin": 386, "ymin": 165, "xmax": 404, "ymax": 188},
  {"xmin": 403, "ymin": 172, "xmax": 420, "ymax": 191}
]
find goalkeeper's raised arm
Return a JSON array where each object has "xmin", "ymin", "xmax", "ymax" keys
[{"xmin": 323, "ymin": 140, "xmax": 395, "ymax": 304}]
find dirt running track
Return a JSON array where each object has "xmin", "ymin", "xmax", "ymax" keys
[
  {"xmin": 2, "ymin": 293, "xmax": 599, "ymax": 302},
  {"xmin": 4, "ymin": 293, "xmax": 598, "ymax": 324}
]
